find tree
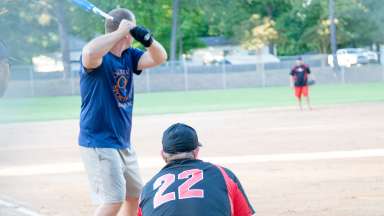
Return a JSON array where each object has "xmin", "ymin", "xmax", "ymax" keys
[
  {"xmin": 239, "ymin": 14, "xmax": 278, "ymax": 51},
  {"xmin": 54, "ymin": 0, "xmax": 71, "ymax": 79},
  {"xmin": 357, "ymin": 0, "xmax": 384, "ymax": 48},
  {"xmin": 239, "ymin": 14, "xmax": 279, "ymax": 87},
  {"xmin": 170, "ymin": 0, "xmax": 179, "ymax": 62},
  {"xmin": 3, "ymin": 0, "xmax": 383, "ymax": 65},
  {"xmin": 0, "ymin": 0, "xmax": 59, "ymax": 63},
  {"xmin": 274, "ymin": 0, "xmax": 382, "ymax": 55}
]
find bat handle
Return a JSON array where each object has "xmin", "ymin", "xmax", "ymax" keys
[{"xmin": 92, "ymin": 7, "xmax": 114, "ymax": 20}]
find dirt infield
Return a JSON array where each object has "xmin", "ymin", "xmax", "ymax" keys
[{"xmin": 0, "ymin": 103, "xmax": 384, "ymax": 215}]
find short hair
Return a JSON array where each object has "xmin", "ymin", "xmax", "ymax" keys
[
  {"xmin": 163, "ymin": 151, "xmax": 195, "ymax": 163},
  {"xmin": 105, "ymin": 8, "xmax": 135, "ymax": 33}
]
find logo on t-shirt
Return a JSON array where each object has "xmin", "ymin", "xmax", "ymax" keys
[
  {"xmin": 296, "ymin": 67, "xmax": 304, "ymax": 73},
  {"xmin": 113, "ymin": 69, "xmax": 132, "ymax": 106},
  {"xmin": 293, "ymin": 66, "xmax": 308, "ymax": 86}
]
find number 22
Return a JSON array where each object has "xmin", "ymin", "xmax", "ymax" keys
[{"xmin": 153, "ymin": 169, "xmax": 204, "ymax": 208}]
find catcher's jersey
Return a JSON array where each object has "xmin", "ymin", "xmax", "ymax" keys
[{"xmin": 138, "ymin": 159, "xmax": 255, "ymax": 216}]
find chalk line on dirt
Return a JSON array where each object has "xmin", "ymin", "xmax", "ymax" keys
[
  {"xmin": 0, "ymin": 199, "xmax": 43, "ymax": 216},
  {"xmin": 1, "ymin": 148, "xmax": 384, "ymax": 176}
]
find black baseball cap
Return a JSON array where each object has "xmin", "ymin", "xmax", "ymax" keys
[{"xmin": 162, "ymin": 123, "xmax": 202, "ymax": 154}]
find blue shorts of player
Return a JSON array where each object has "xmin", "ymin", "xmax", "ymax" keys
[{"xmin": 138, "ymin": 159, "xmax": 255, "ymax": 216}]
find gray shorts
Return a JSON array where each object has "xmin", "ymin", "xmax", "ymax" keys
[{"xmin": 80, "ymin": 146, "xmax": 143, "ymax": 204}]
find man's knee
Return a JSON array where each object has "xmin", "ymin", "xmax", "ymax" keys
[
  {"xmin": 95, "ymin": 202, "xmax": 123, "ymax": 216},
  {"xmin": 118, "ymin": 197, "xmax": 139, "ymax": 216},
  {"xmin": 126, "ymin": 196, "xmax": 139, "ymax": 202}
]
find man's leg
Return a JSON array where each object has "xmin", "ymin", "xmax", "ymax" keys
[
  {"xmin": 80, "ymin": 147, "xmax": 127, "ymax": 216},
  {"xmin": 303, "ymin": 86, "xmax": 312, "ymax": 110},
  {"xmin": 118, "ymin": 147, "xmax": 143, "ymax": 216},
  {"xmin": 305, "ymin": 96, "xmax": 312, "ymax": 110},
  {"xmin": 96, "ymin": 203, "xmax": 122, "ymax": 216},
  {"xmin": 297, "ymin": 97, "xmax": 303, "ymax": 110},
  {"xmin": 118, "ymin": 197, "xmax": 139, "ymax": 216},
  {"xmin": 294, "ymin": 87, "xmax": 303, "ymax": 110}
]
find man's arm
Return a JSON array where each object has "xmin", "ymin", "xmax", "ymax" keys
[
  {"xmin": 289, "ymin": 67, "xmax": 296, "ymax": 87},
  {"xmin": 128, "ymin": 25, "xmax": 167, "ymax": 70},
  {"xmin": 306, "ymin": 65, "xmax": 313, "ymax": 80},
  {"xmin": 138, "ymin": 40, "xmax": 167, "ymax": 70},
  {"xmin": 290, "ymin": 76, "xmax": 295, "ymax": 88},
  {"xmin": 81, "ymin": 20, "xmax": 134, "ymax": 70},
  {"xmin": 217, "ymin": 166, "xmax": 255, "ymax": 216}
]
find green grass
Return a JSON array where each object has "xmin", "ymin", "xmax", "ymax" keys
[{"xmin": 1, "ymin": 83, "xmax": 383, "ymax": 123}]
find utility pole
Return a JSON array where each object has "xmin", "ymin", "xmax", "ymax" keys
[
  {"xmin": 170, "ymin": 0, "xmax": 180, "ymax": 65},
  {"xmin": 55, "ymin": 0, "xmax": 71, "ymax": 80},
  {"xmin": 0, "ymin": 40, "xmax": 9, "ymax": 97},
  {"xmin": 329, "ymin": 0, "xmax": 339, "ymax": 71}
]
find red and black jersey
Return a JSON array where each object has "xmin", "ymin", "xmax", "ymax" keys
[
  {"xmin": 290, "ymin": 64, "xmax": 311, "ymax": 87},
  {"xmin": 138, "ymin": 159, "xmax": 255, "ymax": 216}
]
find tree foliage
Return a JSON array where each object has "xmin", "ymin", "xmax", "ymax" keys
[
  {"xmin": 1, "ymin": 0, "xmax": 383, "ymax": 63},
  {"xmin": 240, "ymin": 14, "xmax": 278, "ymax": 51}
]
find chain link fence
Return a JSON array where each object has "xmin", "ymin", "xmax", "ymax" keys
[{"xmin": 4, "ymin": 56, "xmax": 384, "ymax": 98}]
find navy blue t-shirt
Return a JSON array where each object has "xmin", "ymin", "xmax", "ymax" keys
[{"xmin": 79, "ymin": 48, "xmax": 144, "ymax": 149}]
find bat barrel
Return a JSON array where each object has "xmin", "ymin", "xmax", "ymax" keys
[
  {"xmin": 92, "ymin": 7, "xmax": 114, "ymax": 20},
  {"xmin": 71, "ymin": 0, "xmax": 113, "ymax": 20},
  {"xmin": 71, "ymin": 0, "xmax": 94, "ymax": 11}
]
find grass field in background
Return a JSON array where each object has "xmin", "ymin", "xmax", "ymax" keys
[{"xmin": 0, "ymin": 83, "xmax": 383, "ymax": 123}]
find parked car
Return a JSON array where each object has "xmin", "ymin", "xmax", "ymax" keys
[
  {"xmin": 361, "ymin": 50, "xmax": 379, "ymax": 63},
  {"xmin": 328, "ymin": 48, "xmax": 369, "ymax": 67}
]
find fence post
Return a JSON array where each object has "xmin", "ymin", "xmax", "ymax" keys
[
  {"xmin": 183, "ymin": 59, "xmax": 189, "ymax": 91},
  {"xmin": 256, "ymin": 62, "xmax": 266, "ymax": 87},
  {"xmin": 261, "ymin": 53, "xmax": 266, "ymax": 87},
  {"xmin": 222, "ymin": 62, "xmax": 227, "ymax": 89},
  {"xmin": 381, "ymin": 64, "xmax": 384, "ymax": 82},
  {"xmin": 70, "ymin": 69, "xmax": 75, "ymax": 95},
  {"xmin": 341, "ymin": 66, "xmax": 346, "ymax": 84},
  {"xmin": 145, "ymin": 69, "xmax": 151, "ymax": 93},
  {"xmin": 256, "ymin": 49, "xmax": 266, "ymax": 87},
  {"xmin": 29, "ymin": 66, "xmax": 35, "ymax": 97},
  {"xmin": 261, "ymin": 66, "xmax": 266, "ymax": 87}
]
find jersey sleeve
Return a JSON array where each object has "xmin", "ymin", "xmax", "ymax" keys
[
  {"xmin": 79, "ymin": 55, "xmax": 103, "ymax": 74},
  {"xmin": 217, "ymin": 166, "xmax": 255, "ymax": 216},
  {"xmin": 137, "ymin": 207, "xmax": 143, "ymax": 216},
  {"xmin": 129, "ymin": 48, "xmax": 145, "ymax": 75},
  {"xmin": 290, "ymin": 67, "xmax": 295, "ymax": 76},
  {"xmin": 304, "ymin": 64, "xmax": 311, "ymax": 74}
]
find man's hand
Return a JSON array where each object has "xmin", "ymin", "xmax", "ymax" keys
[
  {"xmin": 82, "ymin": 19, "xmax": 135, "ymax": 71},
  {"xmin": 117, "ymin": 19, "xmax": 136, "ymax": 36},
  {"xmin": 289, "ymin": 77, "xmax": 295, "ymax": 88},
  {"xmin": 130, "ymin": 26, "xmax": 153, "ymax": 47}
]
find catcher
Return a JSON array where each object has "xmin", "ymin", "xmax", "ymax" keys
[{"xmin": 138, "ymin": 123, "xmax": 255, "ymax": 216}]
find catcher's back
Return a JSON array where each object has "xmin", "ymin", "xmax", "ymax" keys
[{"xmin": 139, "ymin": 159, "xmax": 255, "ymax": 216}]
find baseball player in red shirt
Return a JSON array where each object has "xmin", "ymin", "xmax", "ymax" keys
[{"xmin": 290, "ymin": 57, "xmax": 313, "ymax": 110}]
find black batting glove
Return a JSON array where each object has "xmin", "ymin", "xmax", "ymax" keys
[{"xmin": 130, "ymin": 26, "xmax": 153, "ymax": 47}]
